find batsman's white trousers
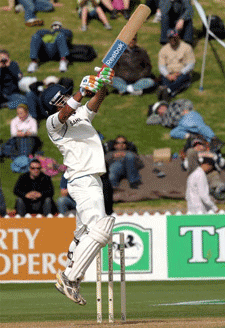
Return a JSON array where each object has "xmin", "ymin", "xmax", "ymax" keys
[{"xmin": 67, "ymin": 174, "xmax": 106, "ymax": 231}]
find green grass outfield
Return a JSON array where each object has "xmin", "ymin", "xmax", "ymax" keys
[{"xmin": 0, "ymin": 281, "xmax": 225, "ymax": 323}]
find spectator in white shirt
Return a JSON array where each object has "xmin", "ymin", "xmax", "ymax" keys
[{"xmin": 185, "ymin": 151, "xmax": 219, "ymax": 214}]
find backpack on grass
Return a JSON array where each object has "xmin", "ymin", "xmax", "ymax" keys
[
  {"xmin": 69, "ymin": 44, "xmax": 97, "ymax": 62},
  {"xmin": 203, "ymin": 15, "xmax": 225, "ymax": 40}
]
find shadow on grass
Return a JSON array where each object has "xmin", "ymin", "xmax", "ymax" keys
[
  {"xmin": 209, "ymin": 40, "xmax": 225, "ymax": 79},
  {"xmin": 192, "ymin": 71, "xmax": 201, "ymax": 83}
]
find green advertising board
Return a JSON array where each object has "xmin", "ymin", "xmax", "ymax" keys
[
  {"xmin": 167, "ymin": 215, "xmax": 225, "ymax": 278},
  {"xmin": 102, "ymin": 223, "xmax": 152, "ymax": 273}
]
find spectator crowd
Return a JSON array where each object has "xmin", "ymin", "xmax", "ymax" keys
[{"xmin": 0, "ymin": 0, "xmax": 225, "ymax": 217}]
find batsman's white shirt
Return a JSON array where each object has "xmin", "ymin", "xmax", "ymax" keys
[
  {"xmin": 185, "ymin": 166, "xmax": 218, "ymax": 214},
  {"xmin": 46, "ymin": 103, "xmax": 106, "ymax": 182}
]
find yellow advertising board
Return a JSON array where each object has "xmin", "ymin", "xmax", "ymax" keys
[{"xmin": 0, "ymin": 217, "xmax": 75, "ymax": 282}]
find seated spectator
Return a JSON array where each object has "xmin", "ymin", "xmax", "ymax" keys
[
  {"xmin": 159, "ymin": 0, "xmax": 194, "ymax": 45},
  {"xmin": 25, "ymin": 76, "xmax": 74, "ymax": 120},
  {"xmin": 18, "ymin": 0, "xmax": 54, "ymax": 27},
  {"xmin": 27, "ymin": 21, "xmax": 73, "ymax": 73},
  {"xmin": 13, "ymin": 158, "xmax": 56, "ymax": 216},
  {"xmin": 185, "ymin": 152, "xmax": 219, "ymax": 214},
  {"xmin": 0, "ymin": 180, "xmax": 7, "ymax": 217},
  {"xmin": 57, "ymin": 175, "xmax": 76, "ymax": 215},
  {"xmin": 10, "ymin": 103, "xmax": 40, "ymax": 157},
  {"xmin": 77, "ymin": 0, "xmax": 112, "ymax": 32},
  {"xmin": 105, "ymin": 135, "xmax": 143, "ymax": 190},
  {"xmin": 0, "ymin": 49, "xmax": 27, "ymax": 109},
  {"xmin": 157, "ymin": 29, "xmax": 195, "ymax": 101},
  {"xmin": 1, "ymin": 0, "xmax": 61, "ymax": 12},
  {"xmin": 112, "ymin": 34, "xmax": 156, "ymax": 95},
  {"xmin": 146, "ymin": 99, "xmax": 225, "ymax": 148},
  {"xmin": 100, "ymin": 0, "xmax": 118, "ymax": 19},
  {"xmin": 181, "ymin": 137, "xmax": 225, "ymax": 201},
  {"xmin": 99, "ymin": 133, "xmax": 114, "ymax": 215},
  {"xmin": 0, "ymin": 104, "xmax": 42, "ymax": 160},
  {"xmin": 101, "ymin": 169, "xmax": 114, "ymax": 215},
  {"xmin": 110, "ymin": 0, "xmax": 130, "ymax": 20},
  {"xmin": 57, "ymin": 169, "xmax": 113, "ymax": 216}
]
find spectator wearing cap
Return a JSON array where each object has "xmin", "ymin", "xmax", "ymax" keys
[
  {"xmin": 0, "ymin": 49, "xmax": 27, "ymax": 109},
  {"xmin": 27, "ymin": 21, "xmax": 73, "ymax": 73},
  {"xmin": 159, "ymin": 0, "xmax": 194, "ymax": 45},
  {"xmin": 146, "ymin": 99, "xmax": 217, "ymax": 144},
  {"xmin": 157, "ymin": 29, "xmax": 195, "ymax": 101},
  {"xmin": 185, "ymin": 151, "xmax": 219, "ymax": 214},
  {"xmin": 182, "ymin": 137, "xmax": 208, "ymax": 174}
]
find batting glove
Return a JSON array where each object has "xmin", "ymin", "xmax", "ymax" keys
[
  {"xmin": 80, "ymin": 75, "xmax": 104, "ymax": 96},
  {"xmin": 94, "ymin": 66, "xmax": 115, "ymax": 84}
]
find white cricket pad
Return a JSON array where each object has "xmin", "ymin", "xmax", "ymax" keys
[{"xmin": 67, "ymin": 216, "xmax": 115, "ymax": 281}]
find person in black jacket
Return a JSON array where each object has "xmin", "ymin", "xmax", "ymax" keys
[
  {"xmin": 13, "ymin": 158, "xmax": 56, "ymax": 216},
  {"xmin": 111, "ymin": 34, "xmax": 157, "ymax": 95},
  {"xmin": 0, "ymin": 49, "xmax": 27, "ymax": 109}
]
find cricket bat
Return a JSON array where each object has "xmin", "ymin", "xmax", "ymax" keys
[{"xmin": 101, "ymin": 4, "xmax": 151, "ymax": 69}]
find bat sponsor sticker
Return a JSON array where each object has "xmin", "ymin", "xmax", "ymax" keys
[{"xmin": 102, "ymin": 39, "xmax": 127, "ymax": 68}]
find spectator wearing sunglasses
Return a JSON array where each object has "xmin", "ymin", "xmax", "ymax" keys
[
  {"xmin": 13, "ymin": 158, "xmax": 56, "ymax": 216},
  {"xmin": 105, "ymin": 135, "xmax": 143, "ymax": 190}
]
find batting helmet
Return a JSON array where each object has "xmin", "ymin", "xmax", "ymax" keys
[{"xmin": 40, "ymin": 84, "xmax": 72, "ymax": 117}]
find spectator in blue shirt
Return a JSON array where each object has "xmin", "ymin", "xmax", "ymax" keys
[
  {"xmin": 170, "ymin": 111, "xmax": 215, "ymax": 141},
  {"xmin": 0, "ymin": 49, "xmax": 27, "ymax": 109},
  {"xmin": 146, "ymin": 99, "xmax": 224, "ymax": 148},
  {"xmin": 57, "ymin": 175, "xmax": 76, "ymax": 215}
]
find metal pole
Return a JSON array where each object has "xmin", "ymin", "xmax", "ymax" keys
[{"xmin": 199, "ymin": 15, "xmax": 212, "ymax": 91}]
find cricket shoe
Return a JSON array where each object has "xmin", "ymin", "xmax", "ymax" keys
[
  {"xmin": 55, "ymin": 281, "xmax": 65, "ymax": 296},
  {"xmin": 56, "ymin": 270, "xmax": 86, "ymax": 305}
]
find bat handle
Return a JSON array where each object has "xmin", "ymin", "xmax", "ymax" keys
[{"xmin": 97, "ymin": 64, "xmax": 108, "ymax": 77}]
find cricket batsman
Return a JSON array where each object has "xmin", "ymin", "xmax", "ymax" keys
[{"xmin": 42, "ymin": 67, "xmax": 115, "ymax": 305}]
